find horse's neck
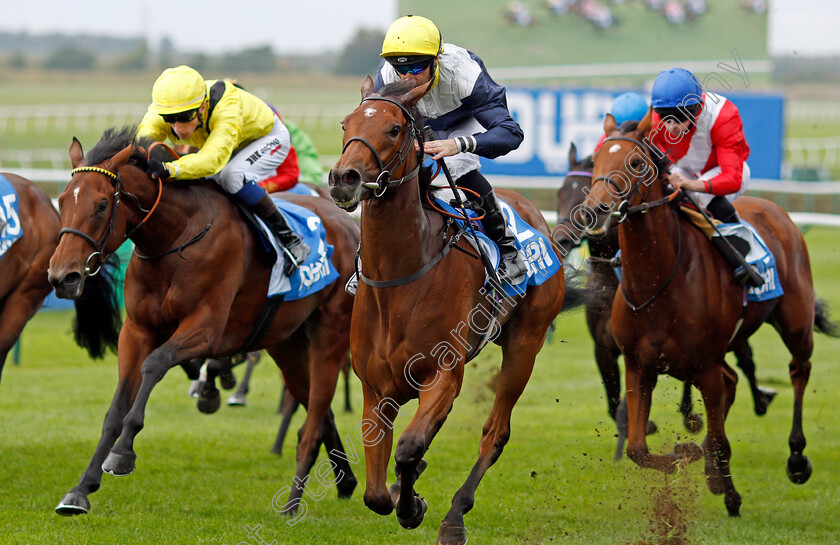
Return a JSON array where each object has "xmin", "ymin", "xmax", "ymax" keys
[
  {"xmin": 359, "ymin": 180, "xmax": 436, "ymax": 281},
  {"xmin": 618, "ymin": 203, "xmax": 681, "ymax": 288},
  {"xmin": 124, "ymin": 172, "xmax": 197, "ymax": 252}
]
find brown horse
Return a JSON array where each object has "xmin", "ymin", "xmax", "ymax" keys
[
  {"xmin": 329, "ymin": 77, "xmax": 566, "ymax": 544},
  {"xmin": 555, "ymin": 143, "xmax": 776, "ymax": 459},
  {"xmin": 0, "ymin": 173, "xmax": 119, "ymax": 385},
  {"xmin": 47, "ymin": 127, "xmax": 359, "ymax": 515},
  {"xmin": 581, "ymin": 114, "xmax": 838, "ymax": 515}
]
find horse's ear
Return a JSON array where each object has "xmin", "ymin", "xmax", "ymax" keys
[
  {"xmin": 636, "ymin": 107, "xmax": 653, "ymax": 137},
  {"xmin": 361, "ymin": 76, "xmax": 375, "ymax": 100},
  {"xmin": 69, "ymin": 137, "xmax": 85, "ymax": 168},
  {"xmin": 568, "ymin": 142, "xmax": 578, "ymax": 167},
  {"xmin": 603, "ymin": 113, "xmax": 617, "ymax": 135},
  {"xmin": 401, "ymin": 78, "xmax": 432, "ymax": 108},
  {"xmin": 105, "ymin": 144, "xmax": 134, "ymax": 172}
]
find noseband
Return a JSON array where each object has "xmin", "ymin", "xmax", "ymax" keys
[{"xmin": 342, "ymin": 95, "xmax": 424, "ymax": 197}]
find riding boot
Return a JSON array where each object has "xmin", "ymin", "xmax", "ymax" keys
[
  {"xmin": 480, "ymin": 191, "xmax": 528, "ymax": 285},
  {"xmin": 706, "ymin": 196, "xmax": 763, "ymax": 288},
  {"xmin": 711, "ymin": 236, "xmax": 764, "ymax": 288},
  {"xmin": 250, "ymin": 192, "xmax": 310, "ymax": 275}
]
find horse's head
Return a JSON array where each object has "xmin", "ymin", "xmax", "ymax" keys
[
  {"xmin": 582, "ymin": 110, "xmax": 671, "ymax": 237},
  {"xmin": 48, "ymin": 132, "xmax": 135, "ymax": 299},
  {"xmin": 553, "ymin": 143, "xmax": 594, "ymax": 253},
  {"xmin": 328, "ymin": 76, "xmax": 430, "ymax": 211}
]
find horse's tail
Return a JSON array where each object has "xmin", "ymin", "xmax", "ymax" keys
[
  {"xmin": 815, "ymin": 296, "xmax": 840, "ymax": 338},
  {"xmin": 72, "ymin": 258, "xmax": 122, "ymax": 359},
  {"xmin": 559, "ymin": 265, "xmax": 592, "ymax": 313}
]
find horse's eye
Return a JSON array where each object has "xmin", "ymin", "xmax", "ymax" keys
[
  {"xmin": 630, "ymin": 159, "xmax": 642, "ymax": 170},
  {"xmin": 96, "ymin": 200, "xmax": 109, "ymax": 214},
  {"xmin": 340, "ymin": 121, "xmax": 345, "ymax": 131},
  {"xmin": 389, "ymin": 125, "xmax": 401, "ymax": 138}
]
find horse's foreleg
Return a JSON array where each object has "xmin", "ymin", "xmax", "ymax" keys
[
  {"xmin": 103, "ymin": 322, "xmax": 214, "ymax": 477},
  {"xmin": 56, "ymin": 322, "xmax": 152, "ymax": 515},
  {"xmin": 696, "ymin": 364, "xmax": 741, "ymax": 516},
  {"xmin": 438, "ymin": 341, "xmax": 537, "ymax": 545},
  {"xmin": 320, "ymin": 408, "xmax": 358, "ymax": 499},
  {"xmin": 360, "ymin": 383, "xmax": 397, "ymax": 517},
  {"xmin": 270, "ymin": 385, "xmax": 299, "ymax": 455},
  {"xmin": 0, "ymin": 283, "xmax": 51, "ymax": 384},
  {"xmin": 227, "ymin": 351, "xmax": 261, "ymax": 406},
  {"xmin": 678, "ymin": 382, "xmax": 704, "ymax": 433},
  {"xmin": 786, "ymin": 353, "xmax": 813, "ymax": 484},
  {"xmin": 394, "ymin": 372, "xmax": 459, "ymax": 530},
  {"xmin": 624, "ymin": 359, "xmax": 685, "ymax": 472}
]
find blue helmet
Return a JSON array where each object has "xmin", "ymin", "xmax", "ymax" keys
[
  {"xmin": 651, "ymin": 68, "xmax": 703, "ymax": 109},
  {"xmin": 610, "ymin": 92, "xmax": 649, "ymax": 125}
]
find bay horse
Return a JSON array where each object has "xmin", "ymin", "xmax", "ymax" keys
[
  {"xmin": 581, "ymin": 114, "xmax": 838, "ymax": 515},
  {"xmin": 329, "ymin": 77, "xmax": 566, "ymax": 544},
  {"xmin": 47, "ymin": 127, "xmax": 359, "ymax": 515},
  {"xmin": 0, "ymin": 173, "xmax": 119, "ymax": 385},
  {"xmin": 554, "ymin": 143, "xmax": 776, "ymax": 459}
]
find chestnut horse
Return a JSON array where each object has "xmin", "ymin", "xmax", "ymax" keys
[
  {"xmin": 47, "ymin": 127, "xmax": 359, "ymax": 515},
  {"xmin": 582, "ymin": 115, "xmax": 838, "ymax": 515},
  {"xmin": 329, "ymin": 78, "xmax": 565, "ymax": 544},
  {"xmin": 554, "ymin": 144, "xmax": 775, "ymax": 459},
  {"xmin": 0, "ymin": 173, "xmax": 119, "ymax": 385}
]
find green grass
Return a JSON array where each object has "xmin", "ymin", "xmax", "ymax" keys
[{"xmin": 0, "ymin": 226, "xmax": 839, "ymax": 544}]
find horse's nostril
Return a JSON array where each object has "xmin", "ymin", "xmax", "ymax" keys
[{"xmin": 62, "ymin": 272, "xmax": 82, "ymax": 288}]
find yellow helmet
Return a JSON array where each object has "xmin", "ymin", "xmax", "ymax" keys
[
  {"xmin": 381, "ymin": 15, "xmax": 443, "ymax": 61},
  {"xmin": 149, "ymin": 65, "xmax": 207, "ymax": 115}
]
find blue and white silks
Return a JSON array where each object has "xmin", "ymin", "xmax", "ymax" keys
[{"xmin": 0, "ymin": 174, "xmax": 23, "ymax": 257}]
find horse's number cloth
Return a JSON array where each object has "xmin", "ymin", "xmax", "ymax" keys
[
  {"xmin": 611, "ymin": 219, "xmax": 783, "ymax": 303},
  {"xmin": 253, "ymin": 198, "xmax": 339, "ymax": 300},
  {"xmin": 0, "ymin": 174, "xmax": 23, "ymax": 257},
  {"xmin": 431, "ymin": 193, "xmax": 562, "ymax": 297}
]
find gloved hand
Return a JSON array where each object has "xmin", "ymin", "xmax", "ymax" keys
[{"xmin": 148, "ymin": 160, "xmax": 172, "ymax": 180}]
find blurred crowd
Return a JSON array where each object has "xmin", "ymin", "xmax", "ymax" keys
[{"xmin": 504, "ymin": 0, "xmax": 766, "ymax": 30}]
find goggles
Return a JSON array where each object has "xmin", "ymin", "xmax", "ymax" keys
[
  {"xmin": 161, "ymin": 109, "xmax": 199, "ymax": 124},
  {"xmin": 392, "ymin": 59, "xmax": 432, "ymax": 76}
]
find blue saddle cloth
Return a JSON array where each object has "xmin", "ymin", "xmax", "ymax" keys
[
  {"xmin": 0, "ymin": 174, "xmax": 23, "ymax": 257},
  {"xmin": 430, "ymin": 194, "xmax": 562, "ymax": 297},
  {"xmin": 251, "ymin": 198, "xmax": 339, "ymax": 301},
  {"xmin": 610, "ymin": 220, "xmax": 783, "ymax": 303}
]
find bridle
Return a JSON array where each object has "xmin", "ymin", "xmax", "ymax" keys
[
  {"xmin": 341, "ymin": 95, "xmax": 424, "ymax": 198},
  {"xmin": 591, "ymin": 134, "xmax": 683, "ymax": 312}
]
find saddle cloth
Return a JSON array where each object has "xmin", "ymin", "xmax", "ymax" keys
[
  {"xmin": 610, "ymin": 219, "xmax": 783, "ymax": 303},
  {"xmin": 249, "ymin": 198, "xmax": 339, "ymax": 301},
  {"xmin": 430, "ymin": 190, "xmax": 562, "ymax": 297},
  {"xmin": 0, "ymin": 174, "xmax": 23, "ymax": 257}
]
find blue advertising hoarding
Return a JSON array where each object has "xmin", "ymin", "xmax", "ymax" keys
[{"xmin": 480, "ymin": 88, "xmax": 784, "ymax": 180}]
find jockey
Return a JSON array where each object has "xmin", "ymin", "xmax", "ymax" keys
[
  {"xmin": 374, "ymin": 15, "xmax": 528, "ymax": 284},
  {"xmin": 594, "ymin": 91, "xmax": 649, "ymax": 152},
  {"xmin": 648, "ymin": 67, "xmax": 763, "ymax": 287},
  {"xmin": 137, "ymin": 65, "xmax": 310, "ymax": 273}
]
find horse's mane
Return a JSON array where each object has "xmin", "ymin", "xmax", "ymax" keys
[
  {"xmin": 85, "ymin": 126, "xmax": 158, "ymax": 171},
  {"xmin": 578, "ymin": 154, "xmax": 594, "ymax": 171}
]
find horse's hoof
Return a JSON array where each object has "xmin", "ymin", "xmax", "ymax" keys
[
  {"xmin": 674, "ymin": 442, "xmax": 703, "ymax": 464},
  {"xmin": 683, "ymin": 413, "xmax": 704, "ymax": 434},
  {"xmin": 787, "ymin": 454, "xmax": 812, "ymax": 484},
  {"xmin": 226, "ymin": 392, "xmax": 247, "ymax": 406},
  {"xmin": 55, "ymin": 492, "xmax": 90, "ymax": 516},
  {"xmin": 438, "ymin": 521, "xmax": 468, "ymax": 545},
  {"xmin": 197, "ymin": 388, "xmax": 221, "ymax": 414},
  {"xmin": 754, "ymin": 386, "xmax": 777, "ymax": 416},
  {"xmin": 219, "ymin": 370, "xmax": 236, "ymax": 390},
  {"xmin": 725, "ymin": 490, "xmax": 742, "ymax": 517},
  {"xmin": 645, "ymin": 420, "xmax": 658, "ymax": 435},
  {"xmin": 398, "ymin": 496, "xmax": 427, "ymax": 530},
  {"xmin": 102, "ymin": 451, "xmax": 136, "ymax": 476},
  {"xmin": 337, "ymin": 474, "xmax": 357, "ymax": 499}
]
